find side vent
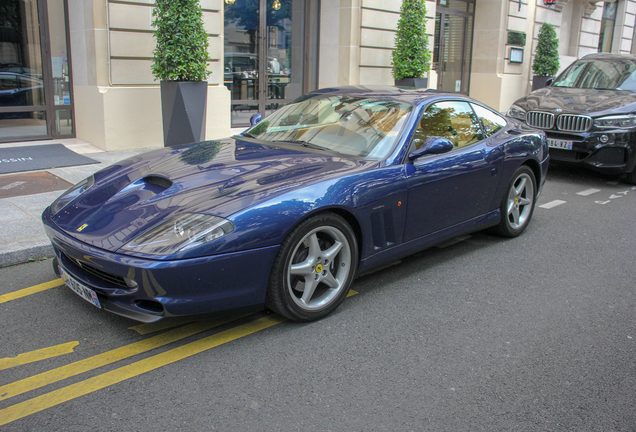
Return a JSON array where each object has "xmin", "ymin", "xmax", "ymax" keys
[{"xmin": 370, "ymin": 209, "xmax": 396, "ymax": 250}]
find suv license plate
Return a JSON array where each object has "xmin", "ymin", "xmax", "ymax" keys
[
  {"xmin": 60, "ymin": 266, "xmax": 101, "ymax": 308},
  {"xmin": 548, "ymin": 139, "xmax": 573, "ymax": 150}
]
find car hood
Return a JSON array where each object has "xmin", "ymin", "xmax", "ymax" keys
[
  {"xmin": 50, "ymin": 138, "xmax": 376, "ymax": 251},
  {"xmin": 513, "ymin": 87, "xmax": 636, "ymax": 116}
]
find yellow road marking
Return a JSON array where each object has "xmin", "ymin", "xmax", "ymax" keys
[
  {"xmin": 0, "ymin": 317, "xmax": 239, "ymax": 402},
  {"xmin": 0, "ymin": 342, "xmax": 79, "ymax": 371},
  {"xmin": 0, "ymin": 314, "xmax": 285, "ymax": 427},
  {"xmin": 0, "ymin": 279, "xmax": 63, "ymax": 304},
  {"xmin": 129, "ymin": 320, "xmax": 191, "ymax": 335}
]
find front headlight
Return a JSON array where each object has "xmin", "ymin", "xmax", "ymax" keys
[
  {"xmin": 120, "ymin": 213, "xmax": 235, "ymax": 255},
  {"xmin": 50, "ymin": 175, "xmax": 95, "ymax": 215},
  {"xmin": 507, "ymin": 105, "xmax": 527, "ymax": 121},
  {"xmin": 594, "ymin": 114, "xmax": 636, "ymax": 129}
]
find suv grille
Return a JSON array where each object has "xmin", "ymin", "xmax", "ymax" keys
[
  {"xmin": 527, "ymin": 111, "xmax": 555, "ymax": 129},
  {"xmin": 556, "ymin": 114, "xmax": 592, "ymax": 132}
]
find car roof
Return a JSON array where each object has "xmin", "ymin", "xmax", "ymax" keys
[
  {"xmin": 307, "ymin": 85, "xmax": 478, "ymax": 106},
  {"xmin": 580, "ymin": 52, "xmax": 636, "ymax": 62}
]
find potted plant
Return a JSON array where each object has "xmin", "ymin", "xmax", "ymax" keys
[
  {"xmin": 391, "ymin": 0, "xmax": 431, "ymax": 88},
  {"xmin": 532, "ymin": 23, "xmax": 560, "ymax": 91},
  {"xmin": 152, "ymin": 0, "xmax": 211, "ymax": 146}
]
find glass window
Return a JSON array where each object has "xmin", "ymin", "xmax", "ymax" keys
[
  {"xmin": 553, "ymin": 61, "xmax": 588, "ymax": 88},
  {"xmin": 471, "ymin": 104, "xmax": 507, "ymax": 137},
  {"xmin": 0, "ymin": 0, "xmax": 45, "ymax": 109},
  {"xmin": 553, "ymin": 58, "xmax": 636, "ymax": 90},
  {"xmin": 598, "ymin": 1, "xmax": 617, "ymax": 53},
  {"xmin": 0, "ymin": 111, "xmax": 47, "ymax": 139},
  {"xmin": 245, "ymin": 96, "xmax": 413, "ymax": 159},
  {"xmin": 413, "ymin": 101, "xmax": 484, "ymax": 149}
]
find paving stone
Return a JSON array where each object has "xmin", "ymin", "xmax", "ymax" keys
[
  {"xmin": 0, "ymin": 218, "xmax": 47, "ymax": 243},
  {"xmin": 0, "ymin": 203, "xmax": 33, "ymax": 223},
  {"xmin": 6, "ymin": 192, "xmax": 60, "ymax": 214}
]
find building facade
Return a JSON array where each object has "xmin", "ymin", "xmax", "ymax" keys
[{"xmin": 1, "ymin": 0, "xmax": 636, "ymax": 149}]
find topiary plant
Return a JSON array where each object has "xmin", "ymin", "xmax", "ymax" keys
[
  {"xmin": 152, "ymin": 0, "xmax": 211, "ymax": 81},
  {"xmin": 392, "ymin": 0, "xmax": 431, "ymax": 81},
  {"xmin": 533, "ymin": 23, "xmax": 560, "ymax": 77}
]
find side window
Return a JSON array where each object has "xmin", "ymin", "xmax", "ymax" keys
[
  {"xmin": 472, "ymin": 104, "xmax": 507, "ymax": 137},
  {"xmin": 412, "ymin": 101, "xmax": 484, "ymax": 149}
]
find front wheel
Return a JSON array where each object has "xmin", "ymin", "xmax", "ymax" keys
[
  {"xmin": 490, "ymin": 165, "xmax": 537, "ymax": 238},
  {"xmin": 266, "ymin": 213, "xmax": 358, "ymax": 322},
  {"xmin": 625, "ymin": 166, "xmax": 636, "ymax": 185}
]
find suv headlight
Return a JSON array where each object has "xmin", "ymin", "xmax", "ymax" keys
[
  {"xmin": 120, "ymin": 213, "xmax": 235, "ymax": 255},
  {"xmin": 507, "ymin": 105, "xmax": 527, "ymax": 121},
  {"xmin": 594, "ymin": 114, "xmax": 636, "ymax": 129},
  {"xmin": 50, "ymin": 175, "xmax": 95, "ymax": 215}
]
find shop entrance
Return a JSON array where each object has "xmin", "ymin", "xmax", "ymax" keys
[
  {"xmin": 0, "ymin": 0, "xmax": 75, "ymax": 143},
  {"xmin": 433, "ymin": 0, "xmax": 475, "ymax": 94},
  {"xmin": 224, "ymin": 0, "xmax": 318, "ymax": 127}
]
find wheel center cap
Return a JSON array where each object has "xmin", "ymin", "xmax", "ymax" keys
[{"xmin": 315, "ymin": 263, "xmax": 323, "ymax": 273}]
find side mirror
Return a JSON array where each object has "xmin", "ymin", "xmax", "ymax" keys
[
  {"xmin": 250, "ymin": 113, "xmax": 262, "ymax": 126},
  {"xmin": 408, "ymin": 137, "xmax": 454, "ymax": 160},
  {"xmin": 545, "ymin": 77, "xmax": 555, "ymax": 87}
]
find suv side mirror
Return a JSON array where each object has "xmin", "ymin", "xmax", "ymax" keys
[
  {"xmin": 408, "ymin": 137, "xmax": 454, "ymax": 160},
  {"xmin": 545, "ymin": 77, "xmax": 555, "ymax": 87}
]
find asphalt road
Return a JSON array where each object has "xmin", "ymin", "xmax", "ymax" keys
[{"xmin": 1, "ymin": 163, "xmax": 635, "ymax": 431}]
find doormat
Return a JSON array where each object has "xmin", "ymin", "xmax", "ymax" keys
[
  {"xmin": 0, "ymin": 171, "xmax": 74, "ymax": 199},
  {"xmin": 0, "ymin": 144, "xmax": 99, "ymax": 175}
]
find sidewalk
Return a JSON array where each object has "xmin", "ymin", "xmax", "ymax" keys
[{"xmin": 0, "ymin": 139, "xmax": 152, "ymax": 267}]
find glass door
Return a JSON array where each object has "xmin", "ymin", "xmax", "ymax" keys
[
  {"xmin": 0, "ymin": 0, "xmax": 75, "ymax": 142},
  {"xmin": 433, "ymin": 0, "xmax": 474, "ymax": 94},
  {"xmin": 0, "ymin": 0, "xmax": 48, "ymax": 141},
  {"xmin": 224, "ymin": 0, "xmax": 307, "ymax": 127}
]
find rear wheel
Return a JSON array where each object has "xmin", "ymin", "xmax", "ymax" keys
[
  {"xmin": 491, "ymin": 165, "xmax": 537, "ymax": 237},
  {"xmin": 266, "ymin": 213, "xmax": 358, "ymax": 322}
]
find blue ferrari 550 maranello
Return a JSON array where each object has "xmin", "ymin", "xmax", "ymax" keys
[{"xmin": 43, "ymin": 86, "xmax": 549, "ymax": 323}]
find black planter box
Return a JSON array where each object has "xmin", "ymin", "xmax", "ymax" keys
[
  {"xmin": 532, "ymin": 76, "xmax": 553, "ymax": 91},
  {"xmin": 160, "ymin": 81, "xmax": 208, "ymax": 147},
  {"xmin": 395, "ymin": 77, "xmax": 428, "ymax": 88}
]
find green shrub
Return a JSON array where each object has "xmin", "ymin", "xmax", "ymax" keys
[
  {"xmin": 391, "ymin": 0, "xmax": 431, "ymax": 81},
  {"xmin": 533, "ymin": 23, "xmax": 560, "ymax": 77},
  {"xmin": 152, "ymin": 0, "xmax": 211, "ymax": 81}
]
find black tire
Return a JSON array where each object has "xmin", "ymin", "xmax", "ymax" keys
[
  {"xmin": 490, "ymin": 165, "xmax": 537, "ymax": 238},
  {"xmin": 265, "ymin": 212, "xmax": 358, "ymax": 322},
  {"xmin": 625, "ymin": 166, "xmax": 636, "ymax": 185}
]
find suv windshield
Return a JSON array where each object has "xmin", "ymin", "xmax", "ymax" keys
[
  {"xmin": 553, "ymin": 58, "xmax": 636, "ymax": 90},
  {"xmin": 244, "ymin": 95, "xmax": 413, "ymax": 159}
]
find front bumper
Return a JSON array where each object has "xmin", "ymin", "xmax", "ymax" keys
[
  {"xmin": 43, "ymin": 207, "xmax": 279, "ymax": 322},
  {"xmin": 545, "ymin": 129, "xmax": 636, "ymax": 175}
]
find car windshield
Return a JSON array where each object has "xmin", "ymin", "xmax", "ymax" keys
[
  {"xmin": 244, "ymin": 95, "xmax": 413, "ymax": 159},
  {"xmin": 553, "ymin": 58, "xmax": 636, "ymax": 90}
]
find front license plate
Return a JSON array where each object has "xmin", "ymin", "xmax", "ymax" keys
[
  {"xmin": 548, "ymin": 138, "xmax": 573, "ymax": 150},
  {"xmin": 59, "ymin": 266, "xmax": 101, "ymax": 308}
]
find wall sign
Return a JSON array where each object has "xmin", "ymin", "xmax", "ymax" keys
[{"xmin": 509, "ymin": 47, "xmax": 524, "ymax": 63}]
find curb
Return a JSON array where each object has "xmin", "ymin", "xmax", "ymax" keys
[{"xmin": 0, "ymin": 241, "xmax": 55, "ymax": 268}]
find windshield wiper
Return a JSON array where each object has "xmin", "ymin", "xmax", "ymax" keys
[
  {"xmin": 272, "ymin": 139, "xmax": 328, "ymax": 151},
  {"xmin": 241, "ymin": 132, "xmax": 257, "ymax": 138}
]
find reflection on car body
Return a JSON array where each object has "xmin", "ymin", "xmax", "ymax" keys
[{"xmin": 43, "ymin": 86, "xmax": 548, "ymax": 323}]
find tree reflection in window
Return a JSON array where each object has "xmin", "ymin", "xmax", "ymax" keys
[{"xmin": 415, "ymin": 101, "xmax": 483, "ymax": 149}]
